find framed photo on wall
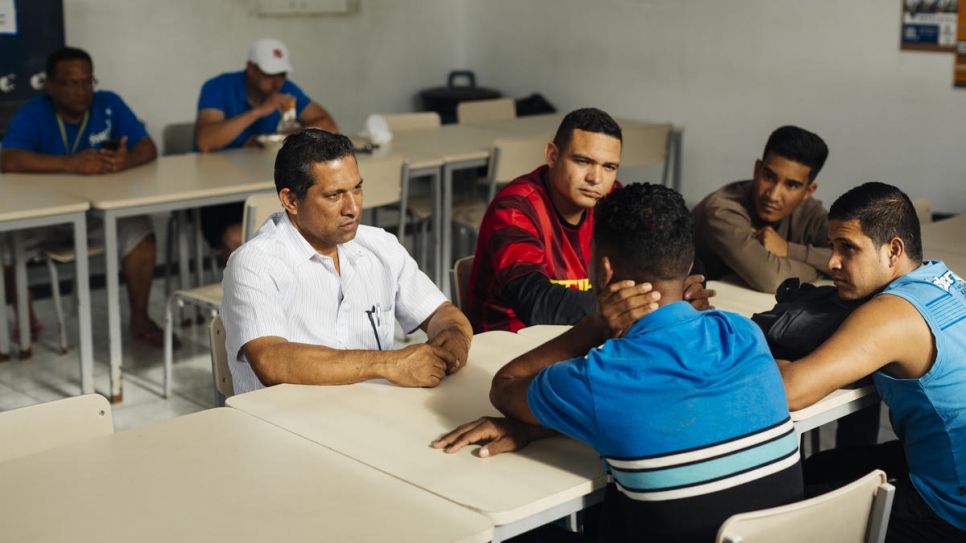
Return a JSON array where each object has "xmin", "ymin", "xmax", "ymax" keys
[{"xmin": 901, "ymin": 0, "xmax": 959, "ymax": 52}]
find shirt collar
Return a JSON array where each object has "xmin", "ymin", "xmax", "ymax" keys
[
  {"xmin": 624, "ymin": 301, "xmax": 699, "ymax": 337},
  {"xmin": 275, "ymin": 212, "xmax": 365, "ymax": 266}
]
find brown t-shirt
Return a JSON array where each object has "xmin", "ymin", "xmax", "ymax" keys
[{"xmin": 692, "ymin": 180, "xmax": 831, "ymax": 293}]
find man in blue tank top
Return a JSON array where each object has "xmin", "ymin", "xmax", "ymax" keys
[{"xmin": 781, "ymin": 182, "xmax": 966, "ymax": 541}]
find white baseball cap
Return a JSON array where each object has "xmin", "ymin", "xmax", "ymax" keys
[{"xmin": 248, "ymin": 38, "xmax": 293, "ymax": 75}]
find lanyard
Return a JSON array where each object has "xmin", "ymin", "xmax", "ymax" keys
[{"xmin": 56, "ymin": 110, "xmax": 90, "ymax": 154}]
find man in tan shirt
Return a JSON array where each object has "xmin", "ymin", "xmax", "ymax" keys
[{"xmin": 692, "ymin": 125, "xmax": 831, "ymax": 293}]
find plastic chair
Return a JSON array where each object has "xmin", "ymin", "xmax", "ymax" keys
[
  {"xmin": 452, "ymin": 256, "xmax": 474, "ymax": 313},
  {"xmin": 716, "ymin": 469, "xmax": 895, "ymax": 543},
  {"xmin": 619, "ymin": 123, "xmax": 673, "ymax": 169},
  {"xmin": 381, "ymin": 113, "xmax": 442, "ymax": 270},
  {"xmin": 912, "ymin": 198, "xmax": 932, "ymax": 225},
  {"xmin": 208, "ymin": 314, "xmax": 233, "ymax": 406},
  {"xmin": 162, "ymin": 122, "xmax": 196, "ymax": 155},
  {"xmin": 0, "ymin": 394, "xmax": 113, "ymax": 463},
  {"xmin": 449, "ymin": 135, "xmax": 549, "ymax": 259},
  {"xmin": 382, "ymin": 112, "xmax": 441, "ymax": 132},
  {"xmin": 162, "ymin": 192, "xmax": 281, "ymax": 398},
  {"xmin": 161, "ymin": 121, "xmax": 216, "ymax": 304},
  {"xmin": 35, "ymin": 244, "xmax": 105, "ymax": 355},
  {"xmin": 456, "ymin": 98, "xmax": 516, "ymax": 124}
]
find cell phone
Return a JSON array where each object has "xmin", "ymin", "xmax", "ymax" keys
[{"xmin": 101, "ymin": 139, "xmax": 121, "ymax": 151}]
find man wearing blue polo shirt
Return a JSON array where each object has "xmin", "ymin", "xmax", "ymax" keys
[
  {"xmin": 194, "ymin": 38, "xmax": 338, "ymax": 261},
  {"xmin": 0, "ymin": 47, "xmax": 168, "ymax": 348},
  {"xmin": 436, "ymin": 183, "xmax": 803, "ymax": 541}
]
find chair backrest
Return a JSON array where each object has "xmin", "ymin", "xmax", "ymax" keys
[
  {"xmin": 716, "ymin": 469, "xmax": 895, "ymax": 543},
  {"xmin": 358, "ymin": 154, "xmax": 407, "ymax": 210},
  {"xmin": 209, "ymin": 314, "xmax": 234, "ymax": 405},
  {"xmin": 0, "ymin": 394, "xmax": 113, "ymax": 462},
  {"xmin": 452, "ymin": 256, "xmax": 474, "ymax": 313},
  {"xmin": 912, "ymin": 198, "xmax": 932, "ymax": 225},
  {"xmin": 619, "ymin": 123, "xmax": 672, "ymax": 168},
  {"xmin": 382, "ymin": 112, "xmax": 441, "ymax": 132},
  {"xmin": 457, "ymin": 98, "xmax": 516, "ymax": 124},
  {"xmin": 241, "ymin": 192, "xmax": 284, "ymax": 243},
  {"xmin": 484, "ymin": 135, "xmax": 550, "ymax": 202},
  {"xmin": 162, "ymin": 122, "xmax": 196, "ymax": 156}
]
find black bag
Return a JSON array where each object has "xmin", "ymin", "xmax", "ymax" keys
[{"xmin": 751, "ymin": 278, "xmax": 865, "ymax": 363}]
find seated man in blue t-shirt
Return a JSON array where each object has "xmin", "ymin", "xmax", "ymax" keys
[
  {"xmin": 194, "ymin": 37, "xmax": 338, "ymax": 261},
  {"xmin": 435, "ymin": 183, "xmax": 803, "ymax": 541},
  {"xmin": 0, "ymin": 47, "xmax": 170, "ymax": 348}
]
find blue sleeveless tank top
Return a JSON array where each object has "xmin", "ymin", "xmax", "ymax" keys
[{"xmin": 874, "ymin": 261, "xmax": 966, "ymax": 530}]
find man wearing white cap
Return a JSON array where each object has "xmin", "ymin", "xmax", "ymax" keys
[{"xmin": 193, "ymin": 38, "xmax": 339, "ymax": 260}]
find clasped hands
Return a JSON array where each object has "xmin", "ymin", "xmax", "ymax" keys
[{"xmin": 71, "ymin": 136, "xmax": 131, "ymax": 174}]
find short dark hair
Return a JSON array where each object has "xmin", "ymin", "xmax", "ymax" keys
[
  {"xmin": 46, "ymin": 47, "xmax": 93, "ymax": 80},
  {"xmin": 594, "ymin": 183, "xmax": 693, "ymax": 283},
  {"xmin": 274, "ymin": 129, "xmax": 355, "ymax": 200},
  {"xmin": 828, "ymin": 182, "xmax": 923, "ymax": 263},
  {"xmin": 761, "ymin": 125, "xmax": 829, "ymax": 182},
  {"xmin": 552, "ymin": 108, "xmax": 622, "ymax": 152}
]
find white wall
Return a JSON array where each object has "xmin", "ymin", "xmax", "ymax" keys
[
  {"xmin": 462, "ymin": 0, "xmax": 966, "ymax": 213},
  {"xmin": 63, "ymin": 1, "xmax": 966, "ymax": 212},
  {"xmin": 64, "ymin": 0, "xmax": 464, "ymax": 151}
]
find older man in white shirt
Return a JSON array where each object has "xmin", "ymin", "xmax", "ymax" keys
[{"xmin": 221, "ymin": 129, "xmax": 471, "ymax": 394}]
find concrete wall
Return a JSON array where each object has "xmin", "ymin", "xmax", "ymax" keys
[{"xmin": 462, "ymin": 0, "xmax": 966, "ymax": 212}]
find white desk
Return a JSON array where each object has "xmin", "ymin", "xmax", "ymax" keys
[
  {"xmin": 0, "ymin": 408, "xmax": 494, "ymax": 543},
  {"xmin": 707, "ymin": 276, "xmax": 780, "ymax": 318},
  {"xmin": 790, "ymin": 385, "xmax": 880, "ymax": 434},
  {"xmin": 32, "ymin": 151, "xmax": 278, "ymax": 402},
  {"xmin": 516, "ymin": 325, "xmax": 571, "ymax": 343},
  {"xmin": 922, "ymin": 214, "xmax": 966, "ymax": 256},
  {"xmin": 0, "ymin": 175, "xmax": 94, "ymax": 393},
  {"xmin": 228, "ymin": 331, "xmax": 608, "ymax": 542}
]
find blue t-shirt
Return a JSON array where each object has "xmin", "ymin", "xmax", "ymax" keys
[
  {"xmin": 874, "ymin": 261, "xmax": 966, "ymax": 530},
  {"xmin": 528, "ymin": 301, "xmax": 802, "ymax": 540},
  {"xmin": 2, "ymin": 91, "xmax": 148, "ymax": 154},
  {"xmin": 196, "ymin": 70, "xmax": 311, "ymax": 150}
]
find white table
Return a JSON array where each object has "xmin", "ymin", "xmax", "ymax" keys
[
  {"xmin": 790, "ymin": 385, "xmax": 880, "ymax": 434},
  {"xmin": 32, "ymin": 151, "xmax": 278, "ymax": 402},
  {"xmin": 0, "ymin": 407, "xmax": 494, "ymax": 543},
  {"xmin": 922, "ymin": 214, "xmax": 966, "ymax": 256},
  {"xmin": 227, "ymin": 331, "xmax": 608, "ymax": 542},
  {"xmin": 0, "ymin": 175, "xmax": 94, "ymax": 393},
  {"xmin": 516, "ymin": 324, "xmax": 571, "ymax": 343},
  {"xmin": 707, "ymin": 276, "xmax": 780, "ymax": 318}
]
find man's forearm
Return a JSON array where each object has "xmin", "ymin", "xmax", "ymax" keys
[
  {"xmin": 424, "ymin": 302, "xmax": 472, "ymax": 344},
  {"xmin": 247, "ymin": 339, "xmax": 398, "ymax": 386},
  {"xmin": 0, "ymin": 149, "xmax": 72, "ymax": 173},
  {"xmin": 195, "ymin": 109, "xmax": 262, "ymax": 152}
]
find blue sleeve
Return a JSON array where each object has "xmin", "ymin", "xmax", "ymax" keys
[
  {"xmin": 281, "ymin": 80, "xmax": 312, "ymax": 116},
  {"xmin": 198, "ymin": 76, "xmax": 229, "ymax": 113},
  {"xmin": 527, "ymin": 356, "xmax": 599, "ymax": 444},
  {"xmin": 2, "ymin": 100, "xmax": 44, "ymax": 151},
  {"xmin": 105, "ymin": 92, "xmax": 148, "ymax": 146}
]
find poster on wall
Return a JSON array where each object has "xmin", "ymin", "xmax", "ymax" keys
[
  {"xmin": 0, "ymin": 0, "xmax": 64, "ymax": 137},
  {"xmin": 955, "ymin": 1, "xmax": 966, "ymax": 85},
  {"xmin": 901, "ymin": 0, "xmax": 959, "ymax": 52}
]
